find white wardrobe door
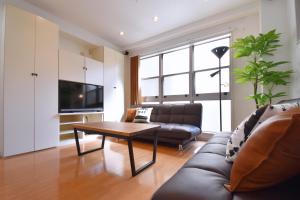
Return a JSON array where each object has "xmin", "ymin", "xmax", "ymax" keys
[
  {"xmin": 104, "ymin": 47, "xmax": 117, "ymax": 121},
  {"xmin": 4, "ymin": 5, "xmax": 35, "ymax": 156},
  {"xmin": 59, "ymin": 49, "xmax": 84, "ymax": 83},
  {"xmin": 85, "ymin": 57, "xmax": 103, "ymax": 85},
  {"xmin": 114, "ymin": 52, "xmax": 125, "ymax": 122},
  {"xmin": 34, "ymin": 17, "xmax": 59, "ymax": 150}
]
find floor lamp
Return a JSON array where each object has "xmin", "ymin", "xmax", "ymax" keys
[{"xmin": 210, "ymin": 46, "xmax": 229, "ymax": 132}]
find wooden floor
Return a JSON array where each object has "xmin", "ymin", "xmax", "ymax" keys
[{"xmin": 0, "ymin": 137, "xmax": 206, "ymax": 200}]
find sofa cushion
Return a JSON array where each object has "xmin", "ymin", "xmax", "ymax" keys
[
  {"xmin": 152, "ymin": 168, "xmax": 232, "ymax": 200},
  {"xmin": 155, "ymin": 123, "xmax": 200, "ymax": 140},
  {"xmin": 206, "ymin": 136, "xmax": 230, "ymax": 145},
  {"xmin": 251, "ymin": 103, "xmax": 300, "ymax": 130},
  {"xmin": 226, "ymin": 113, "xmax": 300, "ymax": 192},
  {"xmin": 142, "ymin": 104, "xmax": 202, "ymax": 128},
  {"xmin": 198, "ymin": 143, "xmax": 227, "ymax": 157},
  {"xmin": 133, "ymin": 107, "xmax": 153, "ymax": 123},
  {"xmin": 225, "ymin": 106, "xmax": 267, "ymax": 162},
  {"xmin": 124, "ymin": 108, "xmax": 137, "ymax": 122},
  {"xmin": 184, "ymin": 153, "xmax": 232, "ymax": 178}
]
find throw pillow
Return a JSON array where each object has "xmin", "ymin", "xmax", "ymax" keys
[
  {"xmin": 125, "ymin": 108, "xmax": 137, "ymax": 122},
  {"xmin": 252, "ymin": 102, "xmax": 300, "ymax": 130},
  {"xmin": 225, "ymin": 106, "xmax": 267, "ymax": 162},
  {"xmin": 133, "ymin": 107, "xmax": 153, "ymax": 123},
  {"xmin": 225, "ymin": 112, "xmax": 300, "ymax": 192}
]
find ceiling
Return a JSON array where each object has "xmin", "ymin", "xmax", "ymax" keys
[{"xmin": 25, "ymin": 0, "xmax": 257, "ymax": 49}]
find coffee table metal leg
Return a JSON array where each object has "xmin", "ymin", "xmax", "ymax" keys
[
  {"xmin": 127, "ymin": 132, "xmax": 158, "ymax": 177},
  {"xmin": 153, "ymin": 132, "xmax": 158, "ymax": 162},
  {"xmin": 127, "ymin": 139, "xmax": 136, "ymax": 176},
  {"xmin": 74, "ymin": 128, "xmax": 106, "ymax": 156}
]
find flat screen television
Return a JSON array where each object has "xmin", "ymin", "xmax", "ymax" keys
[{"xmin": 59, "ymin": 80, "xmax": 103, "ymax": 113}]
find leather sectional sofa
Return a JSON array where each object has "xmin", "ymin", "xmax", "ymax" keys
[
  {"xmin": 152, "ymin": 132, "xmax": 300, "ymax": 200},
  {"xmin": 152, "ymin": 99, "xmax": 300, "ymax": 200},
  {"xmin": 137, "ymin": 104, "xmax": 203, "ymax": 149}
]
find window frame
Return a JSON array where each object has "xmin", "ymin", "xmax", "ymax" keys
[{"xmin": 140, "ymin": 34, "xmax": 232, "ymax": 104}]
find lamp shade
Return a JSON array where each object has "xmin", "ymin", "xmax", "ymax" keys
[{"xmin": 211, "ymin": 46, "xmax": 229, "ymax": 59}]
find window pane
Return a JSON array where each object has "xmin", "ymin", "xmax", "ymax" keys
[
  {"xmin": 140, "ymin": 56, "xmax": 159, "ymax": 78},
  {"xmin": 194, "ymin": 38, "xmax": 230, "ymax": 70},
  {"xmin": 141, "ymin": 78, "xmax": 159, "ymax": 97},
  {"xmin": 164, "ymin": 74, "xmax": 189, "ymax": 96},
  {"xmin": 163, "ymin": 48, "xmax": 189, "ymax": 75},
  {"xmin": 195, "ymin": 68, "xmax": 230, "ymax": 94},
  {"xmin": 195, "ymin": 100, "xmax": 231, "ymax": 132}
]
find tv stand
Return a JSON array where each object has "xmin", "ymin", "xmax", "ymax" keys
[{"xmin": 59, "ymin": 112, "xmax": 104, "ymax": 143}]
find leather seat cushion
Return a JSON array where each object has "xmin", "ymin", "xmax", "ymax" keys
[
  {"xmin": 198, "ymin": 143, "xmax": 227, "ymax": 156},
  {"xmin": 152, "ymin": 168, "xmax": 232, "ymax": 200},
  {"xmin": 155, "ymin": 123, "xmax": 201, "ymax": 140},
  {"xmin": 184, "ymin": 153, "xmax": 232, "ymax": 178},
  {"xmin": 206, "ymin": 136, "xmax": 229, "ymax": 145}
]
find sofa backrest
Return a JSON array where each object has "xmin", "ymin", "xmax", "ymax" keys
[{"xmin": 141, "ymin": 104, "xmax": 203, "ymax": 128}]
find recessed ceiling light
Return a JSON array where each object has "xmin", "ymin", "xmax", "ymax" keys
[
  {"xmin": 120, "ymin": 31, "xmax": 124, "ymax": 36},
  {"xmin": 153, "ymin": 16, "xmax": 159, "ymax": 22}
]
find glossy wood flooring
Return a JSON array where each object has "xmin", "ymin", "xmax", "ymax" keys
[{"xmin": 0, "ymin": 138, "xmax": 206, "ymax": 200}]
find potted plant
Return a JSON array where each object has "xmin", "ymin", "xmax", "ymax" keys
[{"xmin": 232, "ymin": 29, "xmax": 293, "ymax": 108}]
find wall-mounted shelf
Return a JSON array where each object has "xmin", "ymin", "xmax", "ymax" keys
[
  {"xmin": 59, "ymin": 111, "xmax": 104, "ymax": 116},
  {"xmin": 60, "ymin": 121, "xmax": 83, "ymax": 126}
]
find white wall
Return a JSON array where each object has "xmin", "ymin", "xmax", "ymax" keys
[
  {"xmin": 260, "ymin": 0, "xmax": 293, "ymax": 100},
  {"xmin": 260, "ymin": 0, "xmax": 291, "ymax": 62},
  {"xmin": 230, "ymin": 15, "xmax": 259, "ymax": 127},
  {"xmin": 260, "ymin": 0, "xmax": 300, "ymax": 99},
  {"xmin": 0, "ymin": 0, "xmax": 5, "ymax": 156},
  {"xmin": 287, "ymin": 0, "xmax": 300, "ymax": 97},
  {"xmin": 129, "ymin": 14, "xmax": 260, "ymax": 129}
]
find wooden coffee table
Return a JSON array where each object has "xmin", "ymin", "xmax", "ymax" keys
[{"xmin": 73, "ymin": 121, "xmax": 160, "ymax": 176}]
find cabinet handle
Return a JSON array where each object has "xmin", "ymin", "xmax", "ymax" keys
[
  {"xmin": 31, "ymin": 73, "xmax": 38, "ymax": 77},
  {"xmin": 113, "ymin": 87, "xmax": 117, "ymax": 89}
]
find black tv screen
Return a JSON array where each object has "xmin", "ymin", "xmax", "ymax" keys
[{"xmin": 59, "ymin": 80, "xmax": 103, "ymax": 113}]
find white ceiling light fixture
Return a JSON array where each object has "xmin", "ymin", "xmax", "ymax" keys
[
  {"xmin": 120, "ymin": 31, "xmax": 124, "ymax": 36},
  {"xmin": 153, "ymin": 16, "xmax": 159, "ymax": 22}
]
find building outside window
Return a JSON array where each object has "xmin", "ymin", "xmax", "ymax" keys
[{"xmin": 140, "ymin": 34, "xmax": 231, "ymax": 132}]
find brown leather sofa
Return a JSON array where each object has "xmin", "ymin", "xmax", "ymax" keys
[
  {"xmin": 137, "ymin": 104, "xmax": 203, "ymax": 149},
  {"xmin": 152, "ymin": 99, "xmax": 300, "ymax": 200}
]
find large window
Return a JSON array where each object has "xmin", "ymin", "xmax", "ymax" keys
[
  {"xmin": 139, "ymin": 34, "xmax": 231, "ymax": 132},
  {"xmin": 140, "ymin": 56, "xmax": 159, "ymax": 98}
]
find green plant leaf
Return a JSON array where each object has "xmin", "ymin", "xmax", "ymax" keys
[{"xmin": 231, "ymin": 29, "xmax": 293, "ymax": 108}]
